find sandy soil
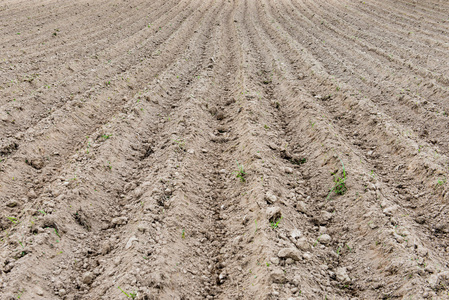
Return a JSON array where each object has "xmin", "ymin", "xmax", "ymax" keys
[{"xmin": 1, "ymin": 0, "xmax": 449, "ymax": 299}]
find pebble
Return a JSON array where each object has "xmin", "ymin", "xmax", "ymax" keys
[
  {"xmin": 265, "ymin": 191, "xmax": 278, "ymax": 204},
  {"xmin": 303, "ymin": 252, "xmax": 312, "ymax": 260},
  {"xmin": 278, "ymin": 248, "xmax": 301, "ymax": 261},
  {"xmin": 111, "ymin": 217, "xmax": 128, "ymax": 226},
  {"xmin": 125, "ymin": 236, "xmax": 138, "ymax": 249},
  {"xmin": 82, "ymin": 272, "xmax": 94, "ymax": 285},
  {"xmin": 138, "ymin": 223, "xmax": 150, "ymax": 233},
  {"xmin": 296, "ymin": 201, "xmax": 307, "ymax": 213},
  {"xmin": 266, "ymin": 207, "xmax": 281, "ymax": 221},
  {"xmin": 270, "ymin": 269, "xmax": 286, "ymax": 283},
  {"xmin": 383, "ymin": 205, "xmax": 398, "ymax": 216},
  {"xmin": 284, "ymin": 167, "xmax": 293, "ymax": 174},
  {"xmin": 296, "ymin": 237, "xmax": 310, "ymax": 250},
  {"xmin": 321, "ymin": 211, "xmax": 333, "ymax": 222},
  {"xmin": 270, "ymin": 257, "xmax": 280, "ymax": 265},
  {"xmin": 290, "ymin": 229, "xmax": 302, "ymax": 240},
  {"xmin": 336, "ymin": 267, "xmax": 351, "ymax": 283},
  {"xmin": 319, "ymin": 234, "xmax": 332, "ymax": 245},
  {"xmin": 27, "ymin": 189, "xmax": 38, "ymax": 199}
]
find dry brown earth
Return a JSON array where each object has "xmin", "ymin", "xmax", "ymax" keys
[{"xmin": 1, "ymin": 0, "xmax": 449, "ymax": 299}]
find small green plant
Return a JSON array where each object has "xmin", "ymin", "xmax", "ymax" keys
[
  {"xmin": 270, "ymin": 216, "xmax": 283, "ymax": 229},
  {"xmin": 102, "ymin": 134, "xmax": 112, "ymax": 140},
  {"xmin": 437, "ymin": 177, "xmax": 446, "ymax": 187},
  {"xmin": 266, "ymin": 262, "xmax": 270, "ymax": 267},
  {"xmin": 326, "ymin": 157, "xmax": 347, "ymax": 200},
  {"xmin": 173, "ymin": 138, "xmax": 185, "ymax": 150},
  {"xmin": 7, "ymin": 217, "xmax": 18, "ymax": 224},
  {"xmin": 233, "ymin": 161, "xmax": 246, "ymax": 182},
  {"xmin": 182, "ymin": 229, "xmax": 185, "ymax": 239},
  {"xmin": 118, "ymin": 287, "xmax": 137, "ymax": 299}
]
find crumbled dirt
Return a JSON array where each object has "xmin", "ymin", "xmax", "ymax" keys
[{"xmin": 1, "ymin": 0, "xmax": 449, "ymax": 299}]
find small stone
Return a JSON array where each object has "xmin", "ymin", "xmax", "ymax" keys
[
  {"xmin": 30, "ymin": 158, "xmax": 44, "ymax": 169},
  {"xmin": 383, "ymin": 205, "xmax": 398, "ymax": 216},
  {"xmin": 278, "ymin": 248, "xmax": 301, "ymax": 261},
  {"xmin": 417, "ymin": 245, "xmax": 429, "ymax": 257},
  {"xmin": 321, "ymin": 211, "xmax": 333, "ymax": 222},
  {"xmin": 266, "ymin": 207, "xmax": 281, "ymax": 222},
  {"xmin": 296, "ymin": 201, "xmax": 307, "ymax": 213},
  {"xmin": 125, "ymin": 236, "xmax": 138, "ymax": 249},
  {"xmin": 101, "ymin": 241, "xmax": 111, "ymax": 255},
  {"xmin": 302, "ymin": 252, "xmax": 312, "ymax": 260},
  {"xmin": 134, "ymin": 187, "xmax": 143, "ymax": 198},
  {"xmin": 216, "ymin": 111, "xmax": 224, "ymax": 120},
  {"xmin": 138, "ymin": 223, "xmax": 150, "ymax": 233},
  {"xmin": 296, "ymin": 237, "xmax": 310, "ymax": 251},
  {"xmin": 27, "ymin": 189, "xmax": 37, "ymax": 199},
  {"xmin": 285, "ymin": 258, "xmax": 294, "ymax": 265},
  {"xmin": 270, "ymin": 257, "xmax": 280, "ymax": 265},
  {"xmin": 270, "ymin": 269, "xmax": 286, "ymax": 283},
  {"xmin": 392, "ymin": 232, "xmax": 404, "ymax": 243},
  {"xmin": 254, "ymin": 152, "xmax": 262, "ymax": 159},
  {"xmin": 290, "ymin": 229, "xmax": 302, "ymax": 240},
  {"xmin": 114, "ymin": 257, "xmax": 122, "ymax": 266},
  {"xmin": 36, "ymin": 287, "xmax": 44, "ymax": 296},
  {"xmin": 369, "ymin": 222, "xmax": 378, "ymax": 229},
  {"xmin": 201, "ymin": 149, "xmax": 208, "ymax": 153},
  {"xmin": 187, "ymin": 149, "xmax": 195, "ymax": 154},
  {"xmin": 219, "ymin": 169, "xmax": 227, "ymax": 174},
  {"xmin": 284, "ymin": 167, "xmax": 293, "ymax": 174},
  {"xmin": 319, "ymin": 234, "xmax": 332, "ymax": 245},
  {"xmin": 265, "ymin": 191, "xmax": 278, "ymax": 204},
  {"xmin": 336, "ymin": 267, "xmax": 351, "ymax": 283},
  {"xmin": 82, "ymin": 272, "xmax": 94, "ymax": 285},
  {"xmin": 59, "ymin": 289, "xmax": 67, "ymax": 296},
  {"xmin": 111, "ymin": 217, "xmax": 128, "ymax": 226}
]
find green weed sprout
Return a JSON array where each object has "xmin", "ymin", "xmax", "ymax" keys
[
  {"xmin": 233, "ymin": 161, "xmax": 246, "ymax": 182},
  {"xmin": 118, "ymin": 287, "xmax": 136, "ymax": 299},
  {"xmin": 270, "ymin": 216, "xmax": 283, "ymax": 229},
  {"xmin": 7, "ymin": 217, "xmax": 18, "ymax": 224},
  {"xmin": 327, "ymin": 157, "xmax": 347, "ymax": 200}
]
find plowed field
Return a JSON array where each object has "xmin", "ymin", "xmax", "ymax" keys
[{"xmin": 2, "ymin": 0, "xmax": 449, "ymax": 299}]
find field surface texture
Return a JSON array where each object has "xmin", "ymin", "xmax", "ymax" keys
[{"xmin": 1, "ymin": 0, "xmax": 449, "ymax": 299}]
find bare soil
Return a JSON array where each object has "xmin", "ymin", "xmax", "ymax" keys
[{"xmin": 1, "ymin": 0, "xmax": 449, "ymax": 299}]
